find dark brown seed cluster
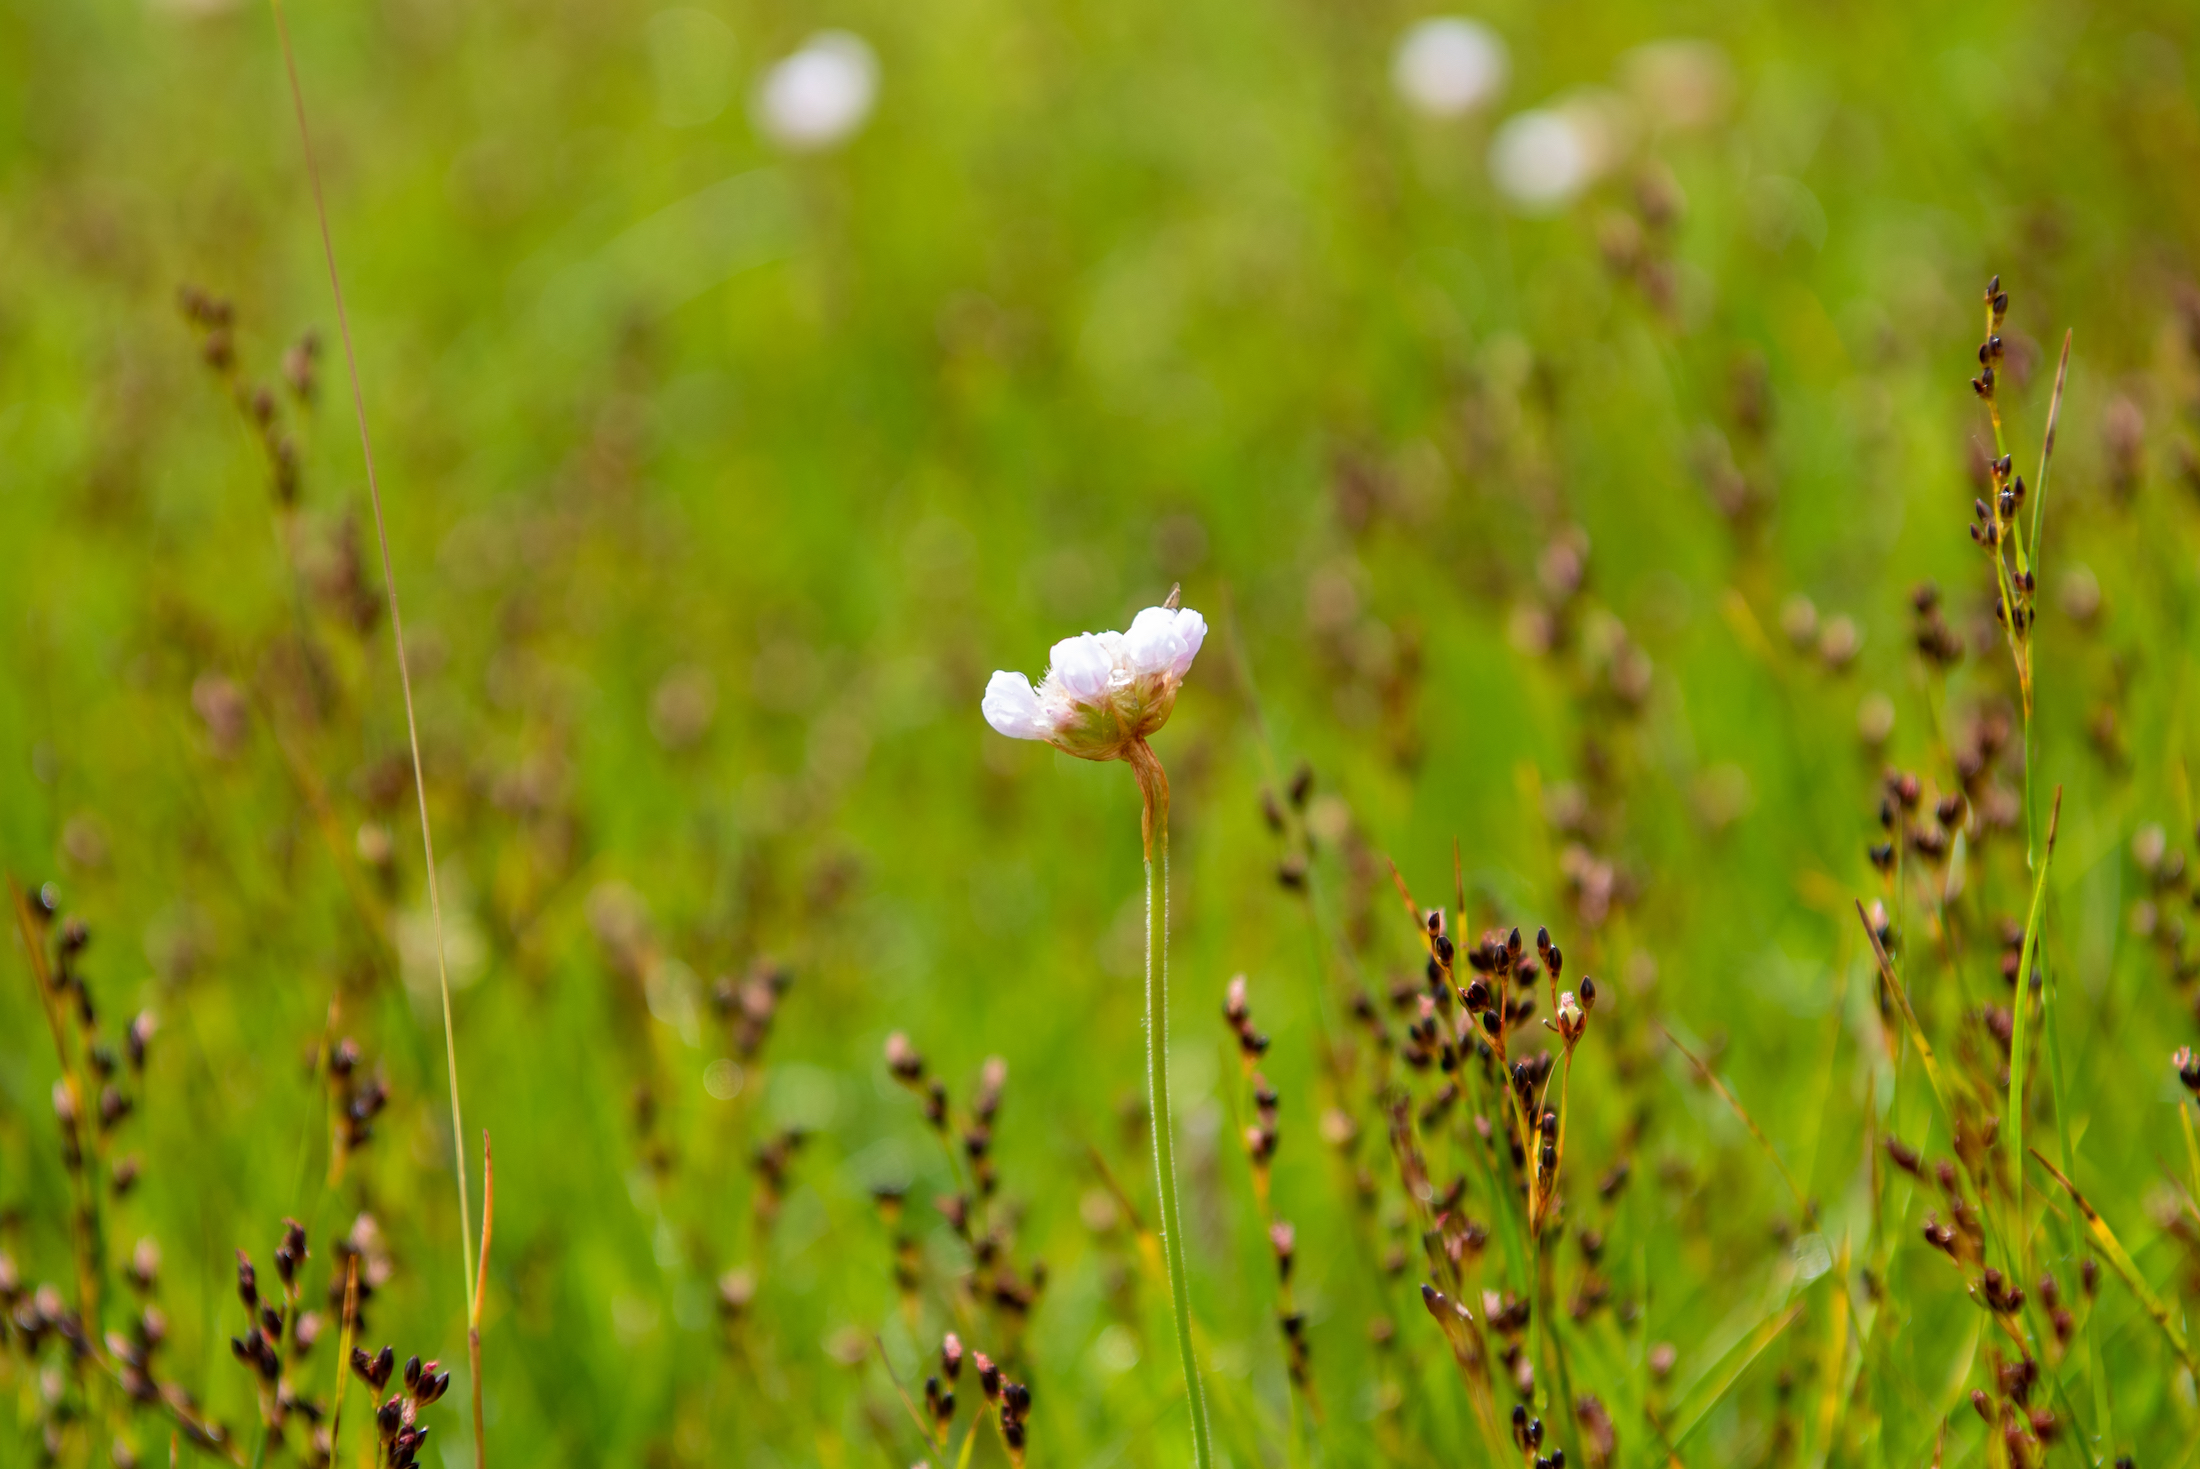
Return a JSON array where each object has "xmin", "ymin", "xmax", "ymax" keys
[
  {"xmin": 3, "ymin": 884, "xmax": 229, "ymax": 1461},
  {"xmin": 1865, "ymin": 716, "xmax": 2021, "ymax": 884},
  {"xmin": 1510, "ymin": 1400, "xmax": 1564, "ymax": 1469},
  {"xmin": 750, "ymin": 1126, "xmax": 809, "ymax": 1227},
  {"xmin": 226, "ymin": 1213, "xmax": 393, "ymax": 1465},
  {"xmin": 1218, "ymin": 976, "xmax": 1318, "ymax": 1398},
  {"xmin": 1261, "ymin": 759, "xmax": 1319, "ymax": 892},
  {"xmin": 1911, "ymin": 581, "xmax": 1964, "ymax": 669},
  {"xmin": 1970, "ymin": 274, "xmax": 2012, "ymax": 403},
  {"xmin": 921, "ymin": 1332, "xmax": 963, "ymax": 1446},
  {"xmin": 713, "ymin": 958, "xmax": 792, "ymax": 1059},
  {"xmin": 1596, "ymin": 164, "xmax": 1686, "ymax": 321},
  {"xmin": 883, "ymin": 1034, "xmax": 1047, "ymax": 1329},
  {"xmin": 329, "ymin": 1036, "xmax": 391, "ymax": 1165},
  {"xmin": 1964, "ymin": 276, "xmax": 2048, "ymax": 664},
  {"xmin": 1918, "ymin": 1152, "xmax": 1986, "ymax": 1268},
  {"xmin": 956, "ymin": 1346, "xmax": 1034, "ymax": 1465},
  {"xmin": 1967, "ymin": 1351, "xmax": 2059, "ymax": 1465},
  {"xmin": 1223, "ymin": 973, "xmax": 1271, "ymax": 1060},
  {"xmin": 2133, "ymin": 824, "xmax": 2200, "ymax": 989},
  {"xmin": 350, "ymin": 1344, "xmax": 451, "ymax": 1468},
  {"xmin": 177, "ymin": 285, "xmax": 317, "ymax": 509}
]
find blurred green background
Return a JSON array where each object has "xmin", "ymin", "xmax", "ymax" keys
[{"xmin": 5, "ymin": 0, "xmax": 2200, "ymax": 1463}]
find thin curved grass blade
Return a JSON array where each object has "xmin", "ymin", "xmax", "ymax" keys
[
  {"xmin": 1655, "ymin": 1021, "xmax": 1811, "ymax": 1220},
  {"xmin": 2030, "ymin": 1147, "xmax": 2200, "ymax": 1380},
  {"xmin": 1669, "ymin": 1303, "xmax": 1804, "ymax": 1449},
  {"xmin": 1854, "ymin": 902, "xmax": 1955, "ymax": 1125}
]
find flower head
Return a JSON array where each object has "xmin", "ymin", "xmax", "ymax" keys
[
  {"xmin": 1554, "ymin": 990, "xmax": 1586, "ymax": 1044},
  {"xmin": 755, "ymin": 31, "xmax": 878, "ymax": 152},
  {"xmin": 1392, "ymin": 17, "xmax": 1508, "ymax": 119},
  {"xmin": 983, "ymin": 599, "xmax": 1207, "ymax": 762}
]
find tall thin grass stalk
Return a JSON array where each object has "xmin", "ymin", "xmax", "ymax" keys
[
  {"xmin": 264, "ymin": 4, "xmax": 484, "ymax": 1460},
  {"xmin": 1125, "ymin": 738, "xmax": 1212, "ymax": 1469},
  {"xmin": 1655, "ymin": 1021, "xmax": 1811, "ymax": 1220}
]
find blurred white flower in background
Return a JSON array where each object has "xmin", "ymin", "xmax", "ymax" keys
[
  {"xmin": 1488, "ymin": 92, "xmax": 1630, "ymax": 211},
  {"xmin": 1488, "ymin": 110, "xmax": 1589, "ymax": 209},
  {"xmin": 755, "ymin": 31, "xmax": 878, "ymax": 152},
  {"xmin": 1621, "ymin": 39, "xmax": 1733, "ymax": 133},
  {"xmin": 1391, "ymin": 17, "xmax": 1508, "ymax": 118}
]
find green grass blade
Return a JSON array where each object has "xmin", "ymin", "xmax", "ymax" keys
[
  {"xmin": 1855, "ymin": 903, "xmax": 1955, "ymax": 1126},
  {"xmin": 1668, "ymin": 1303, "xmax": 1805, "ymax": 1449},
  {"xmin": 2006, "ymin": 787, "xmax": 2062, "ymax": 1274},
  {"xmin": 2030, "ymin": 1147, "xmax": 2200, "ymax": 1381}
]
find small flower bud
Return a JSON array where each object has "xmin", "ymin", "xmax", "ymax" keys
[
  {"xmin": 125, "ymin": 1012, "xmax": 157, "ymax": 1071},
  {"xmin": 884, "ymin": 1032, "xmax": 924, "ymax": 1083}
]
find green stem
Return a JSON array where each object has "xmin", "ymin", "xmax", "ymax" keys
[
  {"xmin": 2005, "ymin": 789, "xmax": 2060, "ymax": 1287},
  {"xmin": 1131, "ymin": 740, "xmax": 1212, "ymax": 1469}
]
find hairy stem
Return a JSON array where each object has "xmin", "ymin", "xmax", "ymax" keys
[{"xmin": 1130, "ymin": 740, "xmax": 1212, "ymax": 1469}]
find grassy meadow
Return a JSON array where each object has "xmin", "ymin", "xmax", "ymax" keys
[{"xmin": 6, "ymin": 0, "xmax": 2200, "ymax": 1463}]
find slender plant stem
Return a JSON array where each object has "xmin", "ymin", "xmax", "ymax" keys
[
  {"xmin": 329, "ymin": 1255, "xmax": 359, "ymax": 1465},
  {"xmin": 952, "ymin": 1413, "xmax": 982, "ymax": 1469},
  {"xmin": 1130, "ymin": 740, "xmax": 1212, "ymax": 1469},
  {"xmin": 263, "ymin": 18, "xmax": 482, "ymax": 1461}
]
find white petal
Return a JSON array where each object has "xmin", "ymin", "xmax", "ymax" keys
[
  {"xmin": 1167, "ymin": 608, "xmax": 1207, "ymax": 679},
  {"xmin": 982, "ymin": 670, "xmax": 1052, "ymax": 740},
  {"xmin": 1124, "ymin": 606, "xmax": 1187, "ymax": 678},
  {"xmin": 1048, "ymin": 634, "xmax": 1114, "ymax": 701},
  {"xmin": 1091, "ymin": 630, "xmax": 1132, "ymax": 686}
]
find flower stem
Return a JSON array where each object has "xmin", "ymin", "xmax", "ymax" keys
[{"xmin": 1129, "ymin": 740, "xmax": 1212, "ymax": 1469}]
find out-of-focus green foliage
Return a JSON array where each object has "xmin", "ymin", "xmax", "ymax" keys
[{"xmin": 5, "ymin": 0, "xmax": 2200, "ymax": 1463}]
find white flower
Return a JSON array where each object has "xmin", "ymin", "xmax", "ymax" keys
[
  {"xmin": 1488, "ymin": 109, "xmax": 1591, "ymax": 209},
  {"xmin": 755, "ymin": 31, "xmax": 877, "ymax": 152},
  {"xmin": 1392, "ymin": 18, "xmax": 1508, "ymax": 119},
  {"xmin": 1488, "ymin": 94, "xmax": 1627, "ymax": 211},
  {"xmin": 983, "ymin": 603, "xmax": 1207, "ymax": 760},
  {"xmin": 1551, "ymin": 989, "xmax": 1587, "ymax": 1045}
]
